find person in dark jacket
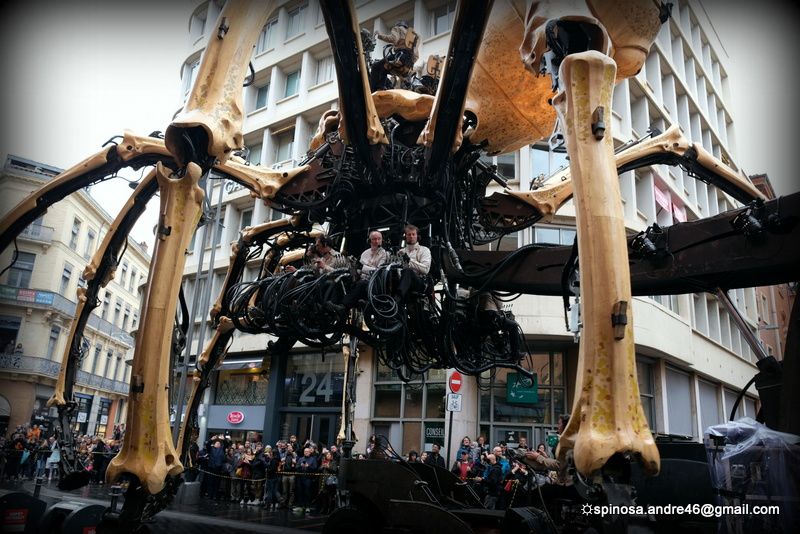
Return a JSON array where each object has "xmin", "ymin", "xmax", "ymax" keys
[
  {"xmin": 91, "ymin": 439, "xmax": 109, "ymax": 484},
  {"xmin": 423, "ymin": 444, "xmax": 445, "ymax": 469},
  {"xmin": 319, "ymin": 451, "xmax": 338, "ymax": 514},
  {"xmin": 295, "ymin": 447, "xmax": 318, "ymax": 512},
  {"xmin": 207, "ymin": 440, "xmax": 226, "ymax": 500},
  {"xmin": 263, "ymin": 448, "xmax": 281, "ymax": 509},
  {"xmin": 483, "ymin": 454, "xmax": 504, "ymax": 510},
  {"xmin": 250, "ymin": 445, "xmax": 267, "ymax": 504}
]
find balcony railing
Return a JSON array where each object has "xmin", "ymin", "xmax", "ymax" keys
[
  {"xmin": 0, "ymin": 353, "xmax": 129, "ymax": 395},
  {"xmin": 19, "ymin": 224, "xmax": 55, "ymax": 244},
  {"xmin": 0, "ymin": 285, "xmax": 134, "ymax": 347},
  {"xmin": 0, "ymin": 353, "xmax": 60, "ymax": 378}
]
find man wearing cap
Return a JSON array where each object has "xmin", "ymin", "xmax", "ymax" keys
[{"xmin": 450, "ymin": 450, "xmax": 473, "ymax": 481}]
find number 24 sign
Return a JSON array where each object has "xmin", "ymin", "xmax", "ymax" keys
[{"xmin": 298, "ymin": 372, "xmax": 336, "ymax": 403}]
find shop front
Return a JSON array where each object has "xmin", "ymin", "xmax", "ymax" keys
[
  {"xmin": 206, "ymin": 405, "xmax": 267, "ymax": 444},
  {"xmin": 277, "ymin": 350, "xmax": 345, "ymax": 447},
  {"xmin": 479, "ymin": 350, "xmax": 567, "ymax": 450}
]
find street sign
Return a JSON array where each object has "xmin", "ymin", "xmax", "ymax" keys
[
  {"xmin": 506, "ymin": 373, "xmax": 538, "ymax": 404},
  {"xmin": 447, "ymin": 393, "xmax": 462, "ymax": 412},
  {"xmin": 448, "ymin": 371, "xmax": 463, "ymax": 393}
]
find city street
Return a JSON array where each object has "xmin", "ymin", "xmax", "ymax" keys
[{"xmin": 0, "ymin": 478, "xmax": 324, "ymax": 533}]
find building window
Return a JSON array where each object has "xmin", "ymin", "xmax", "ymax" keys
[
  {"xmin": 132, "ymin": 312, "xmax": 139, "ymax": 330},
  {"xmin": 698, "ymin": 379, "xmax": 721, "ymax": 433},
  {"xmin": 665, "ymin": 366, "xmax": 695, "ymax": 437},
  {"xmin": 91, "ymin": 346, "xmax": 102, "ymax": 375},
  {"xmin": 101, "ymin": 294, "xmax": 111, "ymax": 320},
  {"xmin": 373, "ymin": 362, "xmax": 447, "ymax": 455},
  {"xmin": 315, "ymin": 55, "xmax": 334, "ymax": 85},
  {"xmin": 60, "ymin": 263, "xmax": 73, "ymax": 295},
  {"xmin": 256, "ymin": 18, "xmax": 278, "ymax": 54},
  {"xmin": 255, "ymin": 83, "xmax": 270, "ymax": 110},
  {"xmin": 637, "ymin": 358, "xmax": 656, "ymax": 431},
  {"xmin": 7, "ymin": 252, "xmax": 35, "ymax": 288},
  {"xmin": 275, "ymin": 130, "xmax": 295, "ymax": 163},
  {"xmin": 247, "ymin": 142, "xmax": 263, "ymax": 165},
  {"xmin": 104, "ymin": 350, "xmax": 113, "ymax": 377},
  {"xmin": 84, "ymin": 229, "xmax": 96, "ymax": 260},
  {"xmin": 432, "ymin": 1, "xmax": 457, "ymax": 35},
  {"xmin": 120, "ymin": 261, "xmax": 129, "ymax": 289},
  {"xmin": 129, "ymin": 268, "xmax": 137, "ymax": 292},
  {"xmin": 286, "ymin": 3, "xmax": 307, "ymax": 40},
  {"xmin": 479, "ymin": 352, "xmax": 565, "ymax": 449},
  {"xmin": 183, "ymin": 60, "xmax": 200, "ymax": 98},
  {"xmin": 216, "ymin": 368, "xmax": 270, "ymax": 405},
  {"xmin": 189, "ymin": 5, "xmax": 208, "ymax": 42},
  {"xmin": 240, "ymin": 209, "xmax": 253, "ymax": 230},
  {"xmin": 533, "ymin": 226, "xmax": 576, "ymax": 246},
  {"xmin": 284, "ymin": 70, "xmax": 301, "ymax": 98},
  {"xmin": 114, "ymin": 300, "xmax": 122, "ymax": 326},
  {"xmin": 650, "ymin": 294, "xmax": 680, "ymax": 314},
  {"xmin": 46, "ymin": 326, "xmax": 61, "ymax": 360},
  {"xmin": 115, "ymin": 355, "xmax": 124, "ymax": 381},
  {"xmin": 122, "ymin": 305, "xmax": 131, "ymax": 330},
  {"xmin": 69, "ymin": 218, "xmax": 81, "ymax": 250},
  {"xmin": 723, "ymin": 388, "xmax": 744, "ymax": 421},
  {"xmin": 73, "ymin": 395, "xmax": 93, "ymax": 435},
  {"xmin": 96, "ymin": 398, "xmax": 112, "ymax": 438}
]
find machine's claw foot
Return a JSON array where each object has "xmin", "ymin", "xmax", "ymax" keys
[{"xmin": 96, "ymin": 474, "xmax": 182, "ymax": 534}]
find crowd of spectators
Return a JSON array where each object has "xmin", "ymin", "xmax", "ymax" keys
[
  {"xmin": 409, "ymin": 432, "xmax": 566, "ymax": 511},
  {"xmin": 3, "ymin": 420, "xmax": 568, "ymax": 516},
  {"xmin": 194, "ymin": 433, "xmax": 339, "ymax": 514},
  {"xmin": 0, "ymin": 423, "xmax": 125, "ymax": 484}
]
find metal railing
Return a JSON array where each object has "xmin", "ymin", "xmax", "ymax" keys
[
  {"xmin": 0, "ymin": 353, "xmax": 129, "ymax": 395},
  {"xmin": 19, "ymin": 224, "xmax": 55, "ymax": 243},
  {"xmin": 0, "ymin": 285, "xmax": 134, "ymax": 347}
]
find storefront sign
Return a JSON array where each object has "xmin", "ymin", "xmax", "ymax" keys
[
  {"xmin": 506, "ymin": 373, "xmax": 538, "ymax": 404},
  {"xmin": 226, "ymin": 411, "xmax": 245, "ymax": 424},
  {"xmin": 424, "ymin": 423, "xmax": 444, "ymax": 439}
]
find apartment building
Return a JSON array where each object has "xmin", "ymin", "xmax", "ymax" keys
[
  {"xmin": 0, "ymin": 156, "xmax": 150, "ymax": 438},
  {"xmin": 176, "ymin": 0, "xmax": 787, "ymax": 456}
]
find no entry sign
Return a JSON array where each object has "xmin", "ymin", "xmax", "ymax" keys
[{"xmin": 449, "ymin": 371, "xmax": 463, "ymax": 393}]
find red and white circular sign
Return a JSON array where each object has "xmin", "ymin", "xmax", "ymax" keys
[
  {"xmin": 226, "ymin": 411, "xmax": 245, "ymax": 424},
  {"xmin": 449, "ymin": 371, "xmax": 463, "ymax": 393}
]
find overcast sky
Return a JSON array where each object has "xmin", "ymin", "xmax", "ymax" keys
[{"xmin": 0, "ymin": 0, "xmax": 798, "ymax": 246}]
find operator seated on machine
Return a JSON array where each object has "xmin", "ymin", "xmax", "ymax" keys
[
  {"xmin": 336, "ymin": 230, "xmax": 390, "ymax": 312},
  {"xmin": 370, "ymin": 20, "xmax": 420, "ymax": 91},
  {"xmin": 395, "ymin": 224, "xmax": 432, "ymax": 304},
  {"xmin": 285, "ymin": 235, "xmax": 348, "ymax": 275}
]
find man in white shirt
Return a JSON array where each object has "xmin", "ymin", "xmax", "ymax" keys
[
  {"xmin": 396, "ymin": 224, "xmax": 431, "ymax": 301},
  {"xmin": 336, "ymin": 231, "xmax": 390, "ymax": 313},
  {"xmin": 359, "ymin": 231, "xmax": 390, "ymax": 280}
]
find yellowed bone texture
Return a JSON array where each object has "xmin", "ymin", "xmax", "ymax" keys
[
  {"xmin": 553, "ymin": 51, "xmax": 659, "ymax": 476},
  {"xmin": 106, "ymin": 162, "xmax": 205, "ymax": 493},
  {"xmin": 0, "ymin": 147, "xmax": 112, "ymax": 242},
  {"xmin": 47, "ymin": 287, "xmax": 88, "ymax": 408},
  {"xmin": 167, "ymin": 1, "xmax": 276, "ymax": 165}
]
